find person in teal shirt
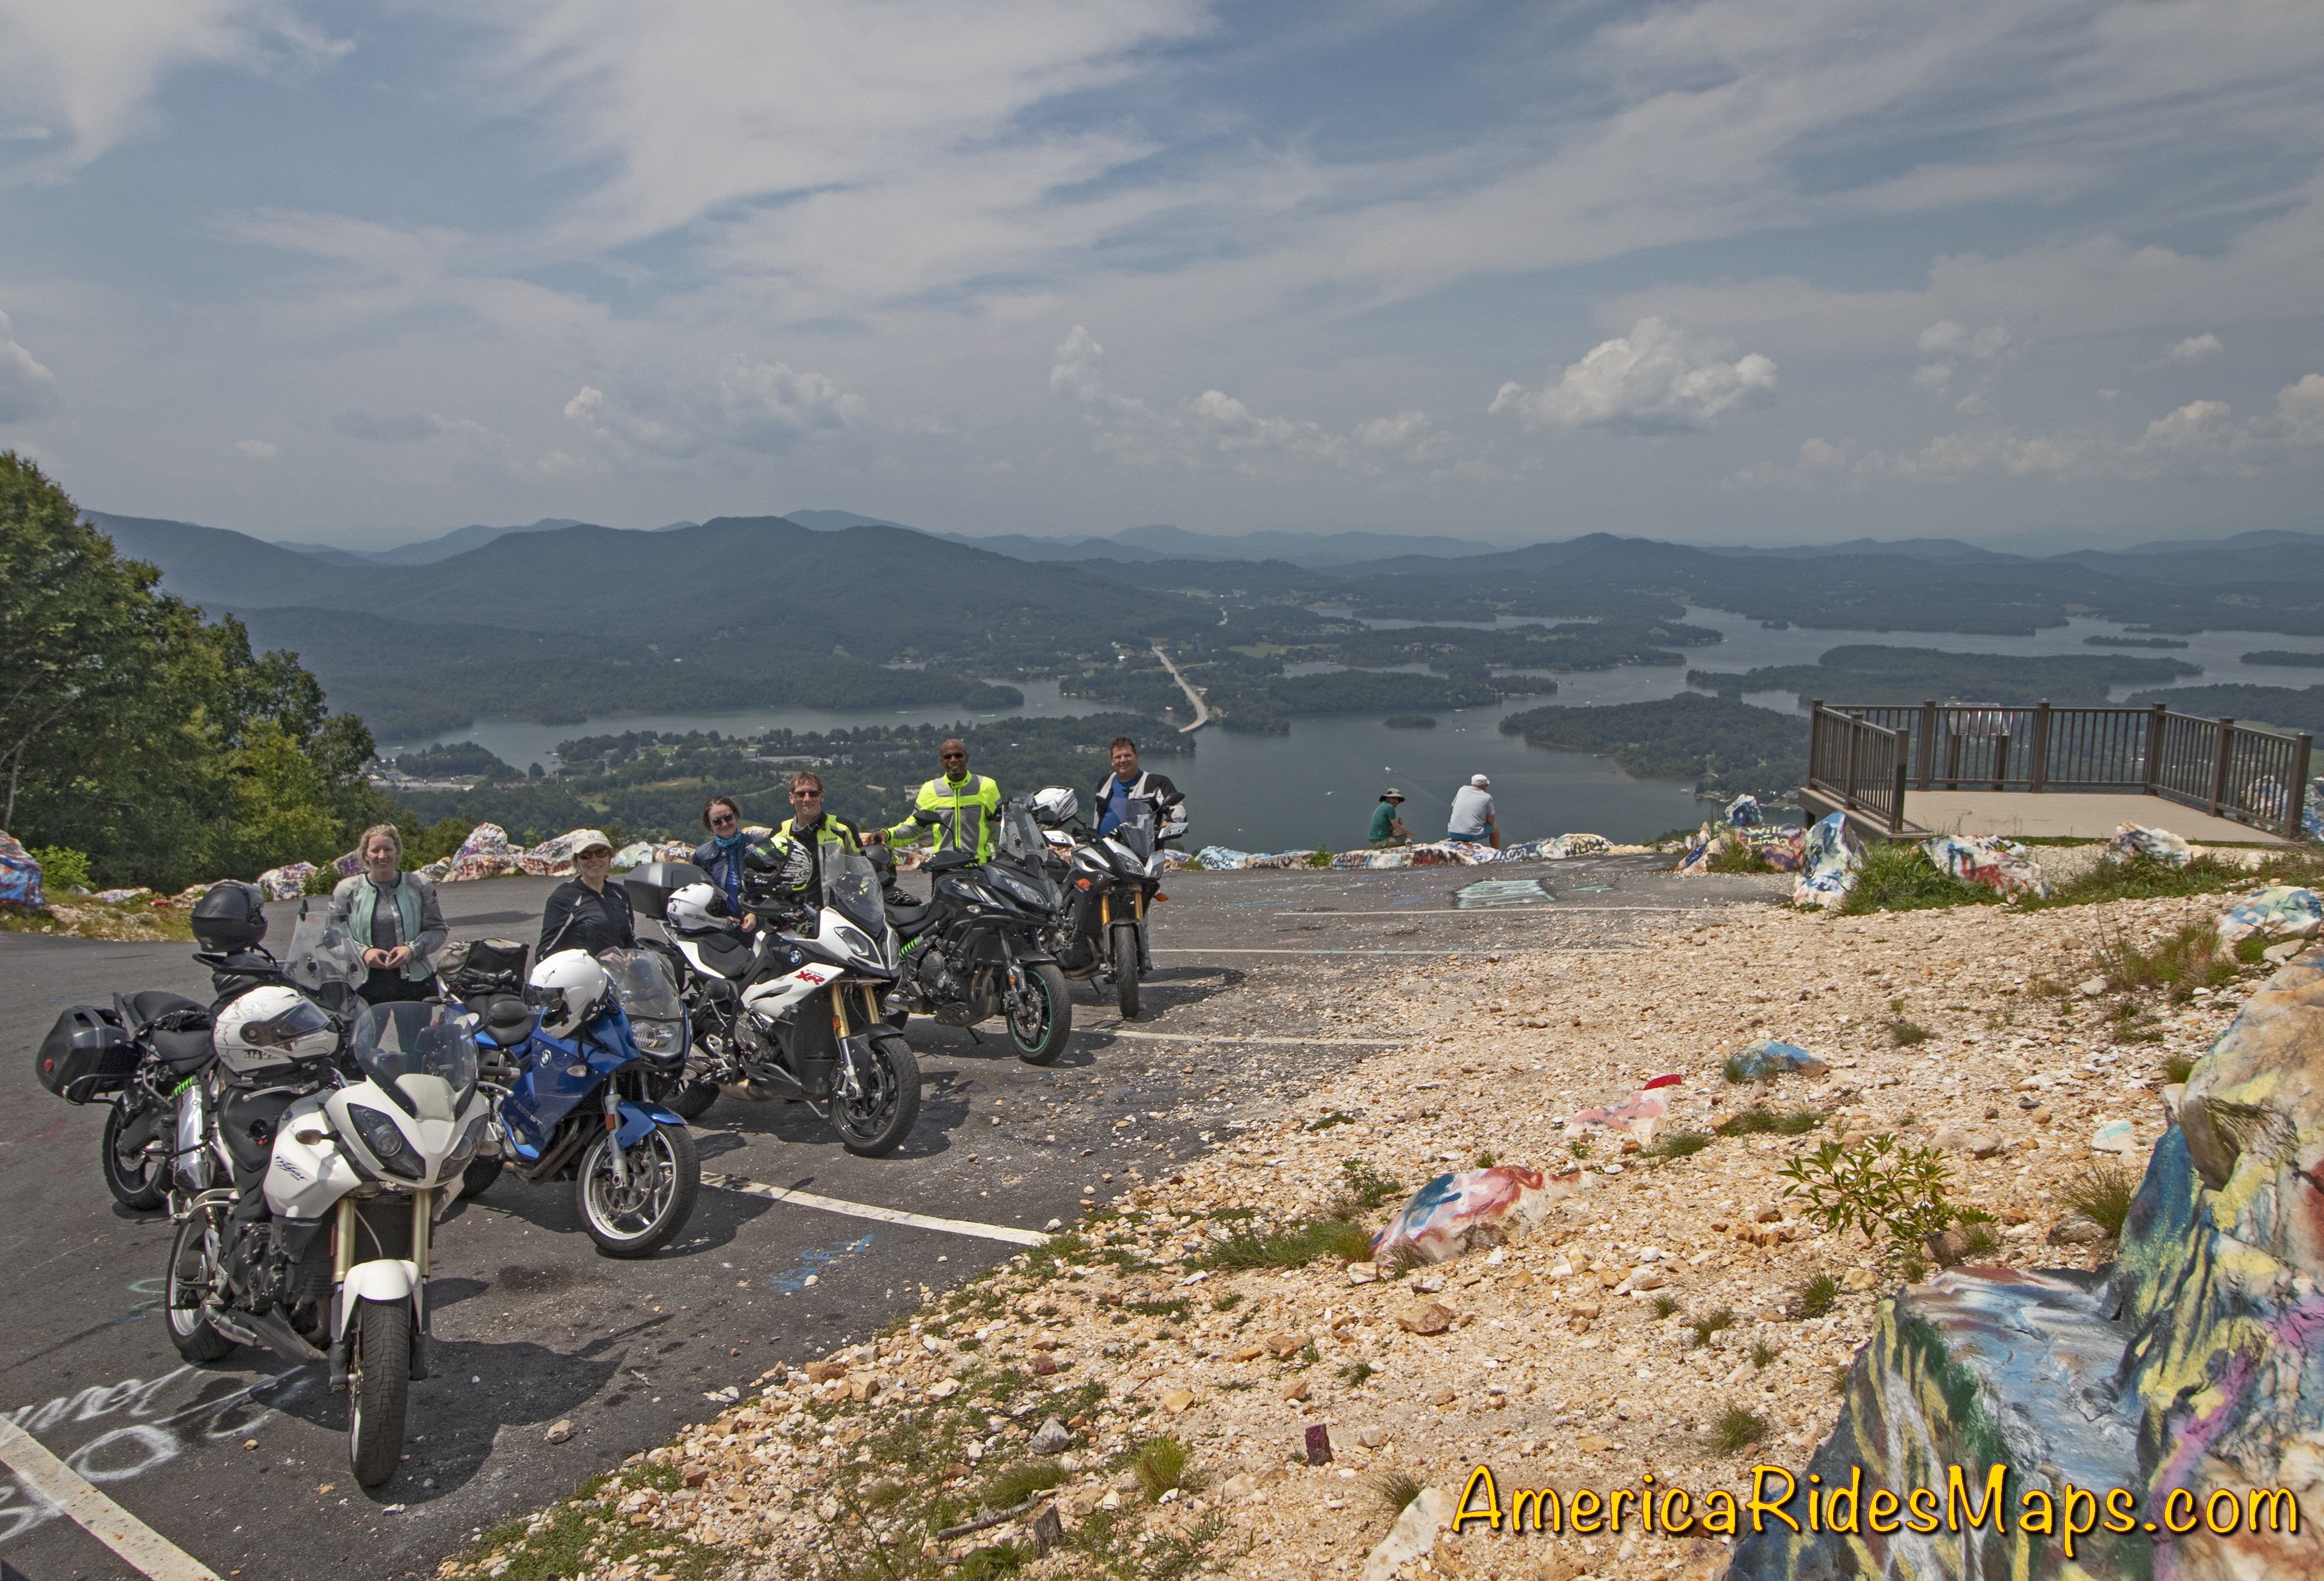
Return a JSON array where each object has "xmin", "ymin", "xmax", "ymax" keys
[{"xmin": 1368, "ymin": 788, "xmax": 1409, "ymax": 848}]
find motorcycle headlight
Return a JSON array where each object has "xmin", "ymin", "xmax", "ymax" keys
[
  {"xmin": 632, "ymin": 1018, "xmax": 684, "ymax": 1056},
  {"xmin": 833, "ymin": 924, "xmax": 881, "ymax": 964},
  {"xmin": 346, "ymin": 1104, "xmax": 422, "ymax": 1180},
  {"xmin": 444, "ymin": 1112, "xmax": 488, "ymax": 1175}
]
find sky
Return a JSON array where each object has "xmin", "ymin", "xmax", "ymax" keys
[{"xmin": 2, "ymin": 0, "xmax": 2322, "ymax": 552}]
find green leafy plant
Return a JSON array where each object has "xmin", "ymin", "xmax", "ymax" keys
[
  {"xmin": 1778, "ymin": 1134, "xmax": 1964, "ymax": 1251},
  {"xmin": 27, "ymin": 845, "xmax": 92, "ymax": 892},
  {"xmin": 2060, "ymin": 1160, "xmax": 2138, "ymax": 1239},
  {"xmin": 1335, "ymin": 1158, "xmax": 1405, "ymax": 1214}
]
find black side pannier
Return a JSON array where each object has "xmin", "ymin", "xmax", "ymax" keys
[
  {"xmin": 38, "ymin": 1005, "xmax": 137, "ymax": 1103},
  {"xmin": 625, "ymin": 861, "xmax": 708, "ymax": 921},
  {"xmin": 442, "ymin": 937, "xmax": 529, "ymax": 998}
]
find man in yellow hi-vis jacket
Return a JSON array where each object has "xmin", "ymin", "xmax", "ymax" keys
[{"xmin": 867, "ymin": 738, "xmax": 1001, "ymax": 864}]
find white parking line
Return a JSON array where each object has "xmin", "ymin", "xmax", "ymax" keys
[
  {"xmin": 704, "ymin": 1174, "xmax": 1050, "ymax": 1246},
  {"xmin": 1149, "ymin": 946, "xmax": 1627, "ymax": 955},
  {"xmin": 0, "ymin": 1420, "xmax": 221, "ymax": 1581},
  {"xmin": 1272, "ymin": 906, "xmax": 1698, "ymax": 916}
]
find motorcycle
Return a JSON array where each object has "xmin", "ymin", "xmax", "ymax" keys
[
  {"xmin": 882, "ymin": 800, "xmax": 1071, "ymax": 1063},
  {"xmin": 633, "ymin": 847, "xmax": 922, "ymax": 1154},
  {"xmin": 462, "ymin": 946, "xmax": 702, "ymax": 1257},
  {"xmin": 37, "ymin": 881, "xmax": 293, "ymax": 1212},
  {"xmin": 1032, "ymin": 790, "xmax": 1179, "ymax": 1020},
  {"xmin": 163, "ymin": 906, "xmax": 490, "ymax": 1487}
]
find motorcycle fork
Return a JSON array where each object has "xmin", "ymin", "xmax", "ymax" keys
[
  {"xmin": 328, "ymin": 1196, "xmax": 356, "ymax": 1388},
  {"xmin": 602, "ymin": 1087, "xmax": 632, "ymax": 1188},
  {"xmin": 408, "ymin": 1188, "xmax": 433, "ymax": 1380}
]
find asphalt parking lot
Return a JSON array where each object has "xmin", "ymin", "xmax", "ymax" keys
[{"xmin": 0, "ymin": 855, "xmax": 1781, "ymax": 1581}]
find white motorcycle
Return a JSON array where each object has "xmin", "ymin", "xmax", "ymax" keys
[
  {"xmin": 164, "ymin": 906, "xmax": 490, "ymax": 1487},
  {"xmin": 630, "ymin": 847, "xmax": 921, "ymax": 1155}
]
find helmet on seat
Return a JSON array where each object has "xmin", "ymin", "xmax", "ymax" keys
[
  {"xmin": 666, "ymin": 882, "xmax": 730, "ymax": 936},
  {"xmin": 529, "ymin": 949, "xmax": 608, "ymax": 1039},
  {"xmin": 192, "ymin": 881, "xmax": 269, "ymax": 951},
  {"xmin": 211, "ymin": 984, "xmax": 337, "ymax": 1073}
]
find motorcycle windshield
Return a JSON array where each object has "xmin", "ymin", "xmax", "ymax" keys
[
  {"xmin": 1113, "ymin": 806, "xmax": 1157, "ymax": 864},
  {"xmin": 283, "ymin": 906, "xmax": 364, "ymax": 1011},
  {"xmin": 352, "ymin": 1001, "xmax": 480, "ymax": 1103},
  {"xmin": 995, "ymin": 804, "xmax": 1062, "ymax": 907},
  {"xmin": 599, "ymin": 948, "xmax": 684, "ymax": 1022},
  {"xmin": 823, "ymin": 849, "xmax": 886, "ymax": 935}
]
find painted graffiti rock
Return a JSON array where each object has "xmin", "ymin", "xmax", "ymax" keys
[{"xmin": 1727, "ymin": 951, "xmax": 2324, "ymax": 1580}]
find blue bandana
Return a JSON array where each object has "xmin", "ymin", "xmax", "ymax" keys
[{"xmin": 713, "ymin": 829, "xmax": 747, "ymax": 852}]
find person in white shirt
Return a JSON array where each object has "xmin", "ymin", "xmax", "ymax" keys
[{"xmin": 1446, "ymin": 773, "xmax": 1498, "ymax": 850}]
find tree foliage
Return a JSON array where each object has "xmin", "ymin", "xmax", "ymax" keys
[{"xmin": 1, "ymin": 454, "xmax": 391, "ymax": 889}]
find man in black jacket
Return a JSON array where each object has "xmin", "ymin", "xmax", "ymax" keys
[
  {"xmin": 1090, "ymin": 738, "xmax": 1183, "ymax": 840},
  {"xmin": 539, "ymin": 831, "xmax": 637, "ymax": 957}
]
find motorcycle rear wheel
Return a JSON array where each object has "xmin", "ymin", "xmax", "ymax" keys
[
  {"xmin": 1111, "ymin": 923, "xmax": 1142, "ymax": 1021},
  {"xmin": 575, "ymin": 1124, "xmax": 700, "ymax": 1259},
  {"xmin": 103, "ymin": 1100, "xmax": 168, "ymax": 1212},
  {"xmin": 647, "ymin": 1068, "xmax": 720, "ymax": 1121},
  {"xmin": 1007, "ymin": 963, "xmax": 1071, "ymax": 1065},
  {"xmin": 831, "ymin": 1032, "xmax": 921, "ymax": 1156},
  {"xmin": 347, "ymin": 1298, "xmax": 412, "ymax": 1486},
  {"xmin": 164, "ymin": 1215, "xmax": 235, "ymax": 1363}
]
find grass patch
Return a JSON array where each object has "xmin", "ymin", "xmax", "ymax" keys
[
  {"xmin": 446, "ymin": 1463, "xmax": 724, "ymax": 1581},
  {"xmin": 1787, "ymin": 1274, "xmax": 1841, "ymax": 1320},
  {"xmin": 1369, "ymin": 1471, "xmax": 1424, "ymax": 1517},
  {"xmin": 1304, "ymin": 1110, "xmax": 1358, "ymax": 1132},
  {"xmin": 1685, "ymin": 1306, "xmax": 1738, "ymax": 1348},
  {"xmin": 1647, "ymin": 1130, "xmax": 1714, "ymax": 1161},
  {"xmin": 1210, "ymin": 1292, "xmax": 1243, "ymax": 1313},
  {"xmin": 1705, "ymin": 842, "xmax": 1776, "ymax": 875},
  {"xmin": 1839, "ymin": 843, "xmax": 2003, "ymax": 917},
  {"xmin": 2034, "ymin": 850, "xmax": 2324, "ymax": 910},
  {"xmin": 1205, "ymin": 1219, "xmax": 1375, "ymax": 1270},
  {"xmin": 1715, "ymin": 1105, "xmax": 1821, "ymax": 1137},
  {"xmin": 1886, "ymin": 1018, "xmax": 1932, "ymax": 1046},
  {"xmin": 2060, "ymin": 1160, "xmax": 2138, "ymax": 1238},
  {"xmin": 1473, "ymin": 1149, "xmax": 1498, "ymax": 1168},
  {"xmin": 2161, "ymin": 1051, "xmax": 2198, "ymax": 1083},
  {"xmin": 1711, "ymin": 1406, "xmax": 1771, "ymax": 1454},
  {"xmin": 1750, "ymin": 1340, "xmax": 1781, "ymax": 1368},
  {"xmin": 1333, "ymin": 1158, "xmax": 1406, "ymax": 1215},
  {"xmin": 981, "ymin": 1460, "xmax": 1067, "ymax": 1509},
  {"xmin": 2097, "ymin": 917, "xmax": 2236, "ymax": 1000},
  {"xmin": 1338, "ymin": 1360, "xmax": 1376, "ymax": 1387},
  {"xmin": 1649, "ymin": 1293, "xmax": 1681, "ymax": 1319},
  {"xmin": 1132, "ymin": 1435, "xmax": 1193, "ymax": 1501}
]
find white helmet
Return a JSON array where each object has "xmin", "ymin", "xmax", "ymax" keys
[
  {"xmin": 666, "ymin": 881, "xmax": 731, "ymax": 936},
  {"xmin": 1031, "ymin": 787, "xmax": 1079, "ymax": 827},
  {"xmin": 529, "ymin": 949, "xmax": 608, "ymax": 1039},
  {"xmin": 212, "ymin": 985, "xmax": 338, "ymax": 1075}
]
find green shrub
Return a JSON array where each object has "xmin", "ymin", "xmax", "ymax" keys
[
  {"xmin": 1711, "ymin": 1406, "xmax": 1770, "ymax": 1454},
  {"xmin": 1887, "ymin": 1018, "xmax": 1932, "ymax": 1046},
  {"xmin": 1840, "ymin": 843, "xmax": 2002, "ymax": 917},
  {"xmin": 1787, "ymin": 1274, "xmax": 1841, "ymax": 1320},
  {"xmin": 1778, "ymin": 1134, "xmax": 1964, "ymax": 1251},
  {"xmin": 1716, "ymin": 1105, "xmax": 1821, "ymax": 1137},
  {"xmin": 28, "ymin": 846, "xmax": 92, "ymax": 891},
  {"xmin": 2098, "ymin": 918, "xmax": 2235, "ymax": 999},
  {"xmin": 1132, "ymin": 1436, "xmax": 1192, "ymax": 1501},
  {"xmin": 1685, "ymin": 1306, "xmax": 1738, "ymax": 1347},
  {"xmin": 1648, "ymin": 1130, "xmax": 1715, "ymax": 1160},
  {"xmin": 2060, "ymin": 1160, "xmax": 2137, "ymax": 1238},
  {"xmin": 1335, "ymin": 1158, "xmax": 1404, "ymax": 1213},
  {"xmin": 1206, "ymin": 1219, "xmax": 1373, "ymax": 1270}
]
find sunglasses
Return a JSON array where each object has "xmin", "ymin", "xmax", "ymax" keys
[
  {"xmin": 791, "ymin": 790, "xmax": 822, "ymax": 799},
  {"xmin": 709, "ymin": 813, "xmax": 737, "ymax": 827},
  {"xmin": 578, "ymin": 849, "xmax": 612, "ymax": 860},
  {"xmin": 941, "ymin": 753, "xmax": 966, "ymax": 761}
]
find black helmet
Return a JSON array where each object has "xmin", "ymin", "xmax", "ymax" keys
[{"xmin": 191, "ymin": 881, "xmax": 269, "ymax": 951}]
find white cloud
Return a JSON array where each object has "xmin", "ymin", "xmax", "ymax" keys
[
  {"xmin": 0, "ymin": 1, "xmax": 345, "ymax": 181},
  {"xmin": 0, "ymin": 308, "xmax": 60, "ymax": 421},
  {"xmin": 2163, "ymin": 333, "xmax": 2223, "ymax": 362},
  {"xmin": 1735, "ymin": 374, "xmax": 2324, "ymax": 489},
  {"xmin": 562, "ymin": 358, "xmax": 864, "ymax": 460},
  {"xmin": 1911, "ymin": 362, "xmax": 1953, "ymax": 396},
  {"xmin": 1490, "ymin": 318, "xmax": 1776, "ymax": 434},
  {"xmin": 1053, "ymin": 326, "xmax": 1494, "ymax": 481},
  {"xmin": 233, "ymin": 438, "xmax": 277, "ymax": 457}
]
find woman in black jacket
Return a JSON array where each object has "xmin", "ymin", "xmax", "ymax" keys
[{"xmin": 539, "ymin": 831, "xmax": 637, "ymax": 957}]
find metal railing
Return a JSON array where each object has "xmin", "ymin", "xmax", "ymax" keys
[
  {"xmin": 1807, "ymin": 708, "xmax": 1908, "ymax": 834},
  {"xmin": 1806, "ymin": 699, "xmax": 2313, "ymax": 840}
]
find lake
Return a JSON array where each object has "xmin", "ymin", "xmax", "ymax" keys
[{"xmin": 376, "ymin": 608, "xmax": 2313, "ymax": 851}]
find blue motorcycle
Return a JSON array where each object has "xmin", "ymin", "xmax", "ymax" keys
[{"xmin": 465, "ymin": 947, "xmax": 700, "ymax": 1259}]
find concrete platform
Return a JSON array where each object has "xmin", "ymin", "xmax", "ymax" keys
[{"xmin": 1805, "ymin": 788, "xmax": 2291, "ymax": 844}]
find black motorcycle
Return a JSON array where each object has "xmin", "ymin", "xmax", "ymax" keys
[
  {"xmin": 883, "ymin": 800, "xmax": 1071, "ymax": 1064},
  {"xmin": 1034, "ymin": 792, "xmax": 1177, "ymax": 1019}
]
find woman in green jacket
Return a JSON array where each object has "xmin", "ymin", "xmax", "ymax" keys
[{"xmin": 327, "ymin": 824, "xmax": 449, "ymax": 1005}]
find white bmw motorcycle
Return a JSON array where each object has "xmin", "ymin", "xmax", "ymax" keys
[{"xmin": 164, "ymin": 907, "xmax": 490, "ymax": 1486}]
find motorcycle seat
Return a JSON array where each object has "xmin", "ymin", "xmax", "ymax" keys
[
  {"xmin": 220, "ymin": 1089, "xmax": 297, "ymax": 1173},
  {"xmin": 691, "ymin": 929, "xmax": 757, "ymax": 979},
  {"xmin": 125, "ymin": 990, "xmax": 206, "ymax": 1031},
  {"xmin": 150, "ymin": 1027, "xmax": 216, "ymax": 1073},
  {"xmin": 475, "ymin": 993, "xmax": 537, "ymax": 1047}
]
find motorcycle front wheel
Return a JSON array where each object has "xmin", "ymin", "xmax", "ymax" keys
[
  {"xmin": 830, "ymin": 1032, "xmax": 921, "ymax": 1156},
  {"xmin": 103, "ymin": 1099, "xmax": 168, "ymax": 1212},
  {"xmin": 1111, "ymin": 922, "xmax": 1142, "ymax": 1021},
  {"xmin": 164, "ymin": 1215, "xmax": 234, "ymax": 1363},
  {"xmin": 575, "ymin": 1124, "xmax": 700, "ymax": 1259},
  {"xmin": 347, "ymin": 1298, "xmax": 412, "ymax": 1486},
  {"xmin": 1006, "ymin": 962, "xmax": 1071, "ymax": 1065}
]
